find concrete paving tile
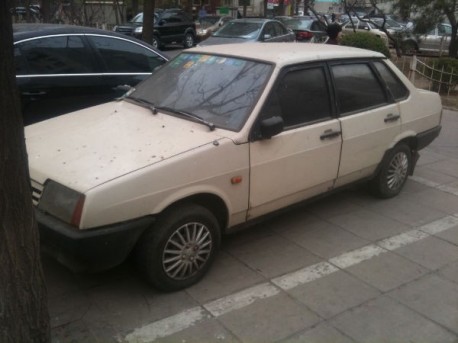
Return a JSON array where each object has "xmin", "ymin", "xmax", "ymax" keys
[
  {"xmin": 157, "ymin": 318, "xmax": 241, "ymax": 343},
  {"xmin": 412, "ymin": 188, "xmax": 458, "ymax": 215},
  {"xmin": 225, "ymin": 234, "xmax": 322, "ymax": 279},
  {"xmin": 301, "ymin": 191, "xmax": 364, "ymax": 219},
  {"xmin": 48, "ymin": 289, "xmax": 91, "ymax": 328},
  {"xmin": 424, "ymin": 159, "xmax": 458, "ymax": 179},
  {"xmin": 84, "ymin": 278, "xmax": 198, "ymax": 328},
  {"xmin": 185, "ymin": 251, "xmax": 265, "ymax": 303},
  {"xmin": 218, "ymin": 293, "xmax": 321, "ymax": 343},
  {"xmin": 435, "ymin": 224, "xmax": 458, "ymax": 245},
  {"xmin": 388, "ymin": 274, "xmax": 458, "ymax": 334},
  {"xmin": 328, "ymin": 209, "xmax": 411, "ymax": 241},
  {"xmin": 363, "ymin": 196, "xmax": 447, "ymax": 227},
  {"xmin": 439, "ymin": 260, "xmax": 458, "ymax": 284},
  {"xmin": 51, "ymin": 320, "xmax": 120, "ymax": 343},
  {"xmin": 401, "ymin": 178, "xmax": 432, "ymax": 194},
  {"xmin": 330, "ymin": 296, "xmax": 458, "ymax": 343},
  {"xmin": 280, "ymin": 323, "xmax": 355, "ymax": 343},
  {"xmin": 278, "ymin": 219, "xmax": 369, "ymax": 260},
  {"xmin": 415, "ymin": 149, "xmax": 448, "ymax": 166},
  {"xmin": 344, "ymin": 251, "xmax": 428, "ymax": 292},
  {"xmin": 414, "ymin": 166, "xmax": 458, "ymax": 185},
  {"xmin": 394, "ymin": 236, "xmax": 458, "ymax": 270},
  {"xmin": 288, "ymin": 270, "xmax": 380, "ymax": 319}
]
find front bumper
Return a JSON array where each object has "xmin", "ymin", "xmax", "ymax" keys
[{"xmin": 37, "ymin": 210, "xmax": 155, "ymax": 273}]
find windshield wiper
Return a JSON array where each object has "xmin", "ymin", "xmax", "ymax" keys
[
  {"xmin": 156, "ymin": 106, "xmax": 216, "ymax": 131},
  {"xmin": 125, "ymin": 96, "xmax": 158, "ymax": 115}
]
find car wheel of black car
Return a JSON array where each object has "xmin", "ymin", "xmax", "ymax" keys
[
  {"xmin": 152, "ymin": 35, "xmax": 162, "ymax": 49},
  {"xmin": 135, "ymin": 203, "xmax": 221, "ymax": 292},
  {"xmin": 183, "ymin": 32, "xmax": 195, "ymax": 49},
  {"xmin": 370, "ymin": 143, "xmax": 412, "ymax": 198}
]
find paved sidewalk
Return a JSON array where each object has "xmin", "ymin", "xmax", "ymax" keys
[{"xmin": 46, "ymin": 109, "xmax": 458, "ymax": 343}]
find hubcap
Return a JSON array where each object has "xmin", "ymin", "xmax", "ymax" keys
[
  {"xmin": 386, "ymin": 152, "xmax": 408, "ymax": 190},
  {"xmin": 162, "ymin": 222, "xmax": 212, "ymax": 280}
]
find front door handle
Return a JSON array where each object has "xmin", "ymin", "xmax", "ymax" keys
[
  {"xmin": 320, "ymin": 129, "xmax": 341, "ymax": 140},
  {"xmin": 22, "ymin": 91, "xmax": 46, "ymax": 96},
  {"xmin": 384, "ymin": 114, "xmax": 400, "ymax": 123}
]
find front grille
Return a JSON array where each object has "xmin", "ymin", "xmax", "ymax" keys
[{"xmin": 31, "ymin": 180, "xmax": 43, "ymax": 206}]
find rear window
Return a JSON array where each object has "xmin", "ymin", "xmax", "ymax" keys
[{"xmin": 373, "ymin": 61, "xmax": 409, "ymax": 101}]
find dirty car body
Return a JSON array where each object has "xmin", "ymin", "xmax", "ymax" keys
[{"xmin": 26, "ymin": 43, "xmax": 442, "ymax": 291}]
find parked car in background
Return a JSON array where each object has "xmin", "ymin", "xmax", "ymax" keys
[
  {"xmin": 402, "ymin": 23, "xmax": 452, "ymax": 55},
  {"xmin": 371, "ymin": 17, "xmax": 406, "ymax": 35},
  {"xmin": 14, "ymin": 24, "xmax": 169, "ymax": 125},
  {"xmin": 112, "ymin": 11, "xmax": 158, "ymax": 35},
  {"xmin": 26, "ymin": 43, "xmax": 442, "ymax": 291},
  {"xmin": 275, "ymin": 16, "xmax": 327, "ymax": 42},
  {"xmin": 196, "ymin": 15, "xmax": 233, "ymax": 42},
  {"xmin": 124, "ymin": 9, "xmax": 196, "ymax": 49},
  {"xmin": 341, "ymin": 19, "xmax": 389, "ymax": 47},
  {"xmin": 198, "ymin": 18, "xmax": 295, "ymax": 46}
]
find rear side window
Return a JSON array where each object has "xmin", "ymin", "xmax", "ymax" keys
[
  {"xmin": 263, "ymin": 66, "xmax": 332, "ymax": 127},
  {"xmin": 89, "ymin": 36, "xmax": 166, "ymax": 73},
  {"xmin": 17, "ymin": 35, "xmax": 93, "ymax": 74},
  {"xmin": 373, "ymin": 61, "xmax": 409, "ymax": 101},
  {"xmin": 332, "ymin": 63, "xmax": 387, "ymax": 115}
]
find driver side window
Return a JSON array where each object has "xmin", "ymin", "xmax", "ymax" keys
[{"xmin": 262, "ymin": 66, "xmax": 332, "ymax": 128}]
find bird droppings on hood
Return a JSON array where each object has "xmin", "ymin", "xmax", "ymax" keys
[{"xmin": 213, "ymin": 140, "xmax": 219, "ymax": 146}]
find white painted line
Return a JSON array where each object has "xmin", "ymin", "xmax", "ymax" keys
[
  {"xmin": 378, "ymin": 229, "xmax": 429, "ymax": 251},
  {"xmin": 271, "ymin": 262, "xmax": 339, "ymax": 290},
  {"xmin": 124, "ymin": 307, "xmax": 207, "ymax": 342},
  {"xmin": 410, "ymin": 175, "xmax": 441, "ymax": 188},
  {"xmin": 329, "ymin": 245, "xmax": 386, "ymax": 269},
  {"xmin": 204, "ymin": 283, "xmax": 280, "ymax": 317},
  {"xmin": 419, "ymin": 215, "xmax": 458, "ymax": 235},
  {"xmin": 437, "ymin": 184, "xmax": 458, "ymax": 196}
]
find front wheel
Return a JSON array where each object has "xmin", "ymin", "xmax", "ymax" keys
[
  {"xmin": 370, "ymin": 144, "xmax": 412, "ymax": 198},
  {"xmin": 183, "ymin": 33, "xmax": 195, "ymax": 49},
  {"xmin": 152, "ymin": 35, "xmax": 162, "ymax": 50},
  {"xmin": 135, "ymin": 203, "xmax": 221, "ymax": 292}
]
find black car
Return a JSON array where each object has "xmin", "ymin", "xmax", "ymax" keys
[
  {"xmin": 114, "ymin": 9, "xmax": 196, "ymax": 50},
  {"xmin": 14, "ymin": 24, "xmax": 169, "ymax": 125}
]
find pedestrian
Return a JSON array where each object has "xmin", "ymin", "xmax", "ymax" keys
[
  {"xmin": 325, "ymin": 23, "xmax": 342, "ymax": 45},
  {"xmin": 198, "ymin": 6, "xmax": 207, "ymax": 20}
]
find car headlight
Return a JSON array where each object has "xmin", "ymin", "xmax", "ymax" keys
[
  {"xmin": 134, "ymin": 26, "xmax": 143, "ymax": 34},
  {"xmin": 198, "ymin": 29, "xmax": 208, "ymax": 35},
  {"xmin": 38, "ymin": 180, "xmax": 85, "ymax": 227}
]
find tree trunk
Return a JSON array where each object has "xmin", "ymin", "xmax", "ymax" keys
[
  {"xmin": 143, "ymin": 0, "xmax": 155, "ymax": 45},
  {"xmin": 0, "ymin": 1, "xmax": 51, "ymax": 342},
  {"xmin": 41, "ymin": 0, "xmax": 51, "ymax": 23}
]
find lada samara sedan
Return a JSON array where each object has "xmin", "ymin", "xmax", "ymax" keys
[{"xmin": 26, "ymin": 43, "xmax": 442, "ymax": 291}]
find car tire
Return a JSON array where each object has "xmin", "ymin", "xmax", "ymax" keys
[
  {"xmin": 183, "ymin": 32, "xmax": 195, "ymax": 49},
  {"xmin": 152, "ymin": 35, "xmax": 162, "ymax": 50},
  {"xmin": 370, "ymin": 143, "xmax": 412, "ymax": 199},
  {"xmin": 135, "ymin": 203, "xmax": 221, "ymax": 292}
]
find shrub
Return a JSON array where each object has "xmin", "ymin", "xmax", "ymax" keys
[
  {"xmin": 340, "ymin": 31, "xmax": 391, "ymax": 58},
  {"xmin": 427, "ymin": 57, "xmax": 458, "ymax": 93}
]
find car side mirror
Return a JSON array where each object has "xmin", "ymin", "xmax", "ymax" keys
[
  {"xmin": 260, "ymin": 116, "xmax": 283, "ymax": 139},
  {"xmin": 263, "ymin": 34, "xmax": 272, "ymax": 40}
]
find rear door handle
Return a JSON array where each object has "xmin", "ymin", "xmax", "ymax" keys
[
  {"xmin": 320, "ymin": 129, "xmax": 341, "ymax": 140},
  {"xmin": 384, "ymin": 114, "xmax": 400, "ymax": 123}
]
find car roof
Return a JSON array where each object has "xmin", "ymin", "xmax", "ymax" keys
[
  {"xmin": 189, "ymin": 42, "xmax": 385, "ymax": 66},
  {"xmin": 229, "ymin": 18, "xmax": 278, "ymax": 24},
  {"xmin": 13, "ymin": 23, "xmax": 140, "ymax": 42}
]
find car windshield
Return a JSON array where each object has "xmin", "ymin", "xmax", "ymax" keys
[
  {"xmin": 213, "ymin": 22, "xmax": 262, "ymax": 39},
  {"xmin": 200, "ymin": 16, "xmax": 220, "ymax": 27},
  {"xmin": 128, "ymin": 52, "xmax": 273, "ymax": 131},
  {"xmin": 284, "ymin": 18, "xmax": 313, "ymax": 30}
]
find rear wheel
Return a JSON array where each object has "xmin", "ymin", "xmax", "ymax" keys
[
  {"xmin": 183, "ymin": 33, "xmax": 195, "ymax": 49},
  {"xmin": 152, "ymin": 36, "xmax": 162, "ymax": 50},
  {"xmin": 135, "ymin": 203, "xmax": 221, "ymax": 292},
  {"xmin": 370, "ymin": 144, "xmax": 412, "ymax": 198}
]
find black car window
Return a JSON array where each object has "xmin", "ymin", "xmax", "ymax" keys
[
  {"xmin": 17, "ymin": 35, "xmax": 93, "ymax": 74},
  {"xmin": 373, "ymin": 61, "xmax": 409, "ymax": 101},
  {"xmin": 89, "ymin": 36, "xmax": 166, "ymax": 73},
  {"xmin": 263, "ymin": 66, "xmax": 332, "ymax": 128},
  {"xmin": 14, "ymin": 46, "xmax": 28, "ymax": 75},
  {"xmin": 332, "ymin": 63, "xmax": 388, "ymax": 115}
]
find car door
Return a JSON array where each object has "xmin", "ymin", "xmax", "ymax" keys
[
  {"xmin": 87, "ymin": 35, "xmax": 167, "ymax": 99},
  {"xmin": 330, "ymin": 60, "xmax": 402, "ymax": 188},
  {"xmin": 248, "ymin": 64, "xmax": 342, "ymax": 219},
  {"xmin": 15, "ymin": 34, "xmax": 100, "ymax": 125}
]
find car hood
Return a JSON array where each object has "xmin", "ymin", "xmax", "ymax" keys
[{"xmin": 26, "ymin": 101, "xmax": 229, "ymax": 192}]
